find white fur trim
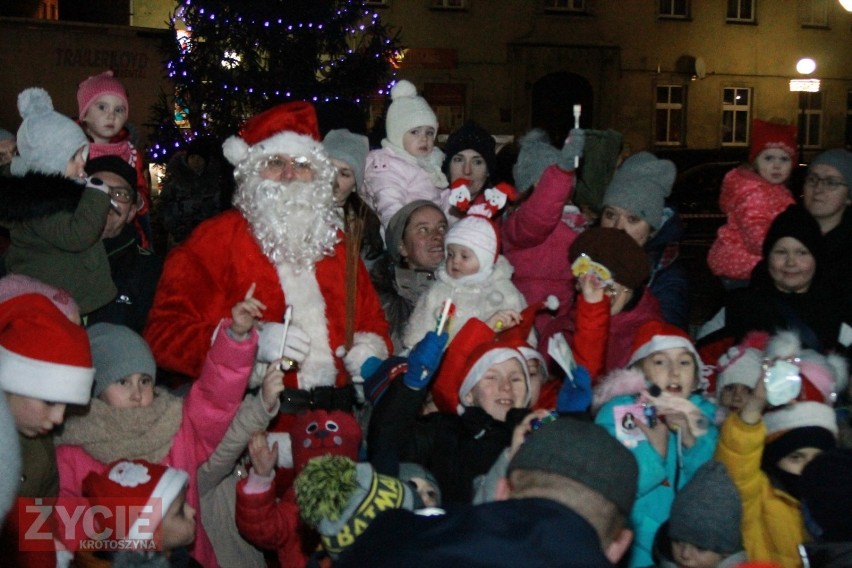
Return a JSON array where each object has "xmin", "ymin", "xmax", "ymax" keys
[
  {"xmin": 764, "ymin": 401, "xmax": 838, "ymax": 437},
  {"xmin": 458, "ymin": 348, "xmax": 529, "ymax": 415},
  {"xmin": 592, "ymin": 367, "xmax": 646, "ymax": 412},
  {"xmin": 628, "ymin": 336, "xmax": 702, "ymax": 368},
  {"xmin": 826, "ymin": 353, "xmax": 848, "ymax": 393},
  {"xmin": 276, "ymin": 263, "xmax": 337, "ymax": 390},
  {"xmin": 0, "ymin": 345, "xmax": 94, "ymax": 405},
  {"xmin": 222, "ymin": 135, "xmax": 249, "ymax": 166},
  {"xmin": 766, "ymin": 331, "xmax": 801, "ymax": 360},
  {"xmin": 344, "ymin": 332, "xmax": 389, "ymax": 371},
  {"xmin": 130, "ymin": 465, "xmax": 188, "ymax": 540},
  {"xmin": 253, "ymin": 131, "xmax": 324, "ymax": 161}
]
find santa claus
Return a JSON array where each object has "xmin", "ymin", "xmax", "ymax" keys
[{"xmin": 144, "ymin": 101, "xmax": 390, "ymax": 395}]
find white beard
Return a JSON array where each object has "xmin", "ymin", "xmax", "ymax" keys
[{"xmin": 234, "ymin": 171, "xmax": 341, "ymax": 271}]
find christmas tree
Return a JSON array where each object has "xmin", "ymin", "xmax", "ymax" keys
[{"xmin": 147, "ymin": 0, "xmax": 401, "ymax": 162}]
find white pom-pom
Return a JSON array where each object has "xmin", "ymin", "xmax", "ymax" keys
[
  {"xmin": 544, "ymin": 295, "xmax": 560, "ymax": 311},
  {"xmin": 335, "ymin": 345, "xmax": 347, "ymax": 358},
  {"xmin": 391, "ymin": 79, "xmax": 417, "ymax": 100},
  {"xmin": 766, "ymin": 331, "xmax": 801, "ymax": 360},
  {"xmin": 826, "ymin": 353, "xmax": 849, "ymax": 392},
  {"xmin": 17, "ymin": 87, "xmax": 53, "ymax": 119},
  {"xmin": 222, "ymin": 135, "xmax": 249, "ymax": 166}
]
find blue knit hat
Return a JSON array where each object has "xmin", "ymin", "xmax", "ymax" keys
[{"xmin": 809, "ymin": 148, "xmax": 852, "ymax": 188}]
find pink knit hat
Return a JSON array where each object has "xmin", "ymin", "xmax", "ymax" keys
[
  {"xmin": 77, "ymin": 70, "xmax": 129, "ymax": 118},
  {"xmin": 0, "ymin": 274, "xmax": 80, "ymax": 322}
]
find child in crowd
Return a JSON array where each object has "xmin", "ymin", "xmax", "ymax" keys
[
  {"xmin": 403, "ymin": 215, "xmax": 526, "ymax": 348},
  {"xmin": 369, "ymin": 314, "xmax": 533, "ymax": 505},
  {"xmin": 713, "ymin": 332, "xmax": 767, "ymax": 421},
  {"xmin": 653, "ymin": 461, "xmax": 747, "ymax": 568},
  {"xmin": 361, "ymin": 80, "xmax": 449, "ymax": 231},
  {"xmin": 55, "ymin": 286, "xmax": 264, "ymax": 567},
  {"xmin": 0, "ymin": 292, "xmax": 95, "ymax": 566},
  {"xmin": 0, "ymin": 87, "xmax": 116, "ymax": 316},
  {"xmin": 501, "ymin": 128, "xmax": 585, "ymax": 335},
  {"xmin": 80, "ymin": 459, "xmax": 196, "ymax": 567},
  {"xmin": 707, "ymin": 119, "xmax": 797, "ymax": 288},
  {"xmin": 593, "ymin": 320, "xmax": 718, "ymax": 568},
  {"xmin": 714, "ymin": 358, "xmax": 840, "ymax": 567},
  {"xmin": 235, "ymin": 409, "xmax": 363, "ymax": 568},
  {"xmin": 77, "ymin": 70, "xmax": 152, "ymax": 248}
]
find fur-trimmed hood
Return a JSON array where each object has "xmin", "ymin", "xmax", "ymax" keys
[
  {"xmin": 0, "ymin": 172, "xmax": 84, "ymax": 223},
  {"xmin": 592, "ymin": 367, "xmax": 648, "ymax": 412}
]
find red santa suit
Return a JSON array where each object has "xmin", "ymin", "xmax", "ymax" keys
[{"xmin": 144, "ymin": 101, "xmax": 390, "ymax": 388}]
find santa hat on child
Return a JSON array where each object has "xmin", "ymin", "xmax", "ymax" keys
[
  {"xmin": 715, "ymin": 331, "xmax": 769, "ymax": 394},
  {"xmin": 765, "ymin": 331, "xmax": 848, "ymax": 405},
  {"xmin": 0, "ymin": 294, "xmax": 94, "ymax": 405},
  {"xmin": 762, "ymin": 401, "xmax": 838, "ymax": 479},
  {"xmin": 444, "ymin": 215, "xmax": 500, "ymax": 276},
  {"xmin": 0, "ymin": 274, "xmax": 80, "ymax": 322},
  {"xmin": 431, "ymin": 319, "xmax": 530, "ymax": 415},
  {"xmin": 627, "ymin": 320, "xmax": 704, "ymax": 370},
  {"xmin": 83, "ymin": 459, "xmax": 189, "ymax": 541},
  {"xmin": 749, "ymin": 119, "xmax": 797, "ymax": 164},
  {"xmin": 222, "ymin": 100, "xmax": 326, "ymax": 168},
  {"xmin": 77, "ymin": 70, "xmax": 129, "ymax": 119}
]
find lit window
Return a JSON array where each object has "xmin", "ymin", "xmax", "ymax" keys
[
  {"xmin": 721, "ymin": 87, "xmax": 751, "ymax": 146},
  {"xmin": 659, "ymin": 0, "xmax": 690, "ymax": 18},
  {"xmin": 726, "ymin": 0, "xmax": 755, "ymax": 23},
  {"xmin": 798, "ymin": 92, "xmax": 824, "ymax": 149},
  {"xmin": 656, "ymin": 85, "xmax": 686, "ymax": 146}
]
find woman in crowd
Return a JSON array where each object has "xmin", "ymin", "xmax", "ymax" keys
[{"xmin": 442, "ymin": 120, "xmax": 498, "ymax": 222}]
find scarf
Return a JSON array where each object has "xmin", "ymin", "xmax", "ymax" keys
[{"xmin": 56, "ymin": 387, "xmax": 184, "ymax": 463}]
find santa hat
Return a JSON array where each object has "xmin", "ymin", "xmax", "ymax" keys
[
  {"xmin": 77, "ymin": 70, "xmax": 129, "ymax": 119},
  {"xmin": 715, "ymin": 331, "xmax": 769, "ymax": 393},
  {"xmin": 497, "ymin": 296, "xmax": 558, "ymax": 351},
  {"xmin": 0, "ymin": 294, "xmax": 94, "ymax": 405},
  {"xmin": 11, "ymin": 87, "xmax": 88, "ymax": 177},
  {"xmin": 764, "ymin": 401, "xmax": 838, "ymax": 439},
  {"xmin": 627, "ymin": 320, "xmax": 703, "ymax": 369},
  {"xmin": 431, "ymin": 319, "xmax": 530, "ymax": 415},
  {"xmin": 222, "ymin": 100, "xmax": 324, "ymax": 167},
  {"xmin": 765, "ymin": 331, "xmax": 848, "ymax": 405},
  {"xmin": 749, "ymin": 119, "xmax": 797, "ymax": 164},
  {"xmin": 0, "ymin": 274, "xmax": 80, "ymax": 322},
  {"xmin": 444, "ymin": 215, "xmax": 500, "ymax": 275},
  {"xmin": 384, "ymin": 80, "xmax": 437, "ymax": 151},
  {"xmin": 290, "ymin": 409, "xmax": 362, "ymax": 473},
  {"xmin": 82, "ymin": 459, "xmax": 189, "ymax": 541}
]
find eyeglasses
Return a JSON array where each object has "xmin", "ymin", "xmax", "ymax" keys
[
  {"xmin": 107, "ymin": 185, "xmax": 134, "ymax": 204},
  {"xmin": 804, "ymin": 174, "xmax": 848, "ymax": 191},
  {"xmin": 262, "ymin": 155, "xmax": 312, "ymax": 176}
]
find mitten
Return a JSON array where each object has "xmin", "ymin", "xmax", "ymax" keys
[
  {"xmin": 403, "ymin": 331, "xmax": 448, "ymax": 390},
  {"xmin": 556, "ymin": 364, "xmax": 592, "ymax": 414},
  {"xmin": 257, "ymin": 322, "xmax": 311, "ymax": 364},
  {"xmin": 556, "ymin": 128, "xmax": 585, "ymax": 172}
]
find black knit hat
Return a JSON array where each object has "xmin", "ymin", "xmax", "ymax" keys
[
  {"xmin": 86, "ymin": 155, "xmax": 138, "ymax": 203},
  {"xmin": 761, "ymin": 204, "xmax": 825, "ymax": 266},
  {"xmin": 442, "ymin": 121, "xmax": 497, "ymax": 181},
  {"xmin": 569, "ymin": 227, "xmax": 651, "ymax": 289}
]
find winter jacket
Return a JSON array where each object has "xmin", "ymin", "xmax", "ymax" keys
[
  {"xmin": 361, "ymin": 144, "xmax": 449, "ymax": 230},
  {"xmin": 56, "ymin": 321, "xmax": 257, "ymax": 568},
  {"xmin": 0, "ymin": 172, "xmax": 115, "ymax": 314},
  {"xmin": 197, "ymin": 393, "xmax": 277, "ymax": 568},
  {"xmin": 595, "ymin": 381, "xmax": 718, "ymax": 568},
  {"xmin": 369, "ymin": 376, "xmax": 530, "ymax": 505},
  {"xmin": 370, "ymin": 256, "xmax": 436, "ymax": 354},
  {"xmin": 502, "ymin": 164, "xmax": 580, "ymax": 334},
  {"xmin": 714, "ymin": 413, "xmax": 809, "ymax": 567},
  {"xmin": 708, "ymin": 165, "xmax": 794, "ymax": 280},
  {"xmin": 159, "ymin": 151, "xmax": 227, "ymax": 243},
  {"xmin": 647, "ymin": 208, "xmax": 690, "ymax": 331},
  {"xmin": 402, "ymin": 255, "xmax": 527, "ymax": 349},
  {"xmin": 85, "ymin": 223, "xmax": 163, "ymax": 334},
  {"xmin": 542, "ymin": 290, "xmax": 663, "ymax": 382},
  {"xmin": 335, "ymin": 498, "xmax": 618, "ymax": 567},
  {"xmin": 144, "ymin": 210, "xmax": 390, "ymax": 383}
]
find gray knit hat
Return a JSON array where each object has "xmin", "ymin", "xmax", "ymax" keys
[
  {"xmin": 385, "ymin": 199, "xmax": 446, "ymax": 265},
  {"xmin": 10, "ymin": 87, "xmax": 89, "ymax": 177},
  {"xmin": 512, "ymin": 129, "xmax": 560, "ymax": 192},
  {"xmin": 602, "ymin": 151, "xmax": 676, "ymax": 230},
  {"xmin": 87, "ymin": 323, "xmax": 157, "ymax": 397},
  {"xmin": 323, "ymin": 129, "xmax": 369, "ymax": 191},
  {"xmin": 809, "ymin": 148, "xmax": 852, "ymax": 188},
  {"xmin": 668, "ymin": 460, "xmax": 743, "ymax": 553},
  {"xmin": 508, "ymin": 417, "xmax": 638, "ymax": 516}
]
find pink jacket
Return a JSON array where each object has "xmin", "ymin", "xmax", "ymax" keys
[
  {"xmin": 56, "ymin": 321, "xmax": 257, "ymax": 568},
  {"xmin": 502, "ymin": 165, "xmax": 580, "ymax": 334},
  {"xmin": 361, "ymin": 145, "xmax": 449, "ymax": 229},
  {"xmin": 707, "ymin": 165, "xmax": 794, "ymax": 280}
]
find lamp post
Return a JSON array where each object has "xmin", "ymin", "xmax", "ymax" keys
[{"xmin": 790, "ymin": 58, "xmax": 819, "ymax": 162}]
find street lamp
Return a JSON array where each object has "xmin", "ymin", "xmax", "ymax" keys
[
  {"xmin": 840, "ymin": 0, "xmax": 852, "ymax": 12},
  {"xmin": 790, "ymin": 58, "xmax": 819, "ymax": 161}
]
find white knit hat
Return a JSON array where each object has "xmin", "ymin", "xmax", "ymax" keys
[
  {"xmin": 384, "ymin": 80, "xmax": 437, "ymax": 150},
  {"xmin": 444, "ymin": 215, "xmax": 499, "ymax": 275},
  {"xmin": 11, "ymin": 87, "xmax": 88, "ymax": 177}
]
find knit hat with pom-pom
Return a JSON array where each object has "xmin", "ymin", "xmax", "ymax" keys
[
  {"xmin": 77, "ymin": 70, "xmax": 129, "ymax": 119},
  {"xmin": 11, "ymin": 87, "xmax": 88, "ymax": 177},
  {"xmin": 384, "ymin": 80, "xmax": 437, "ymax": 151},
  {"xmin": 294, "ymin": 455, "xmax": 416, "ymax": 558}
]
